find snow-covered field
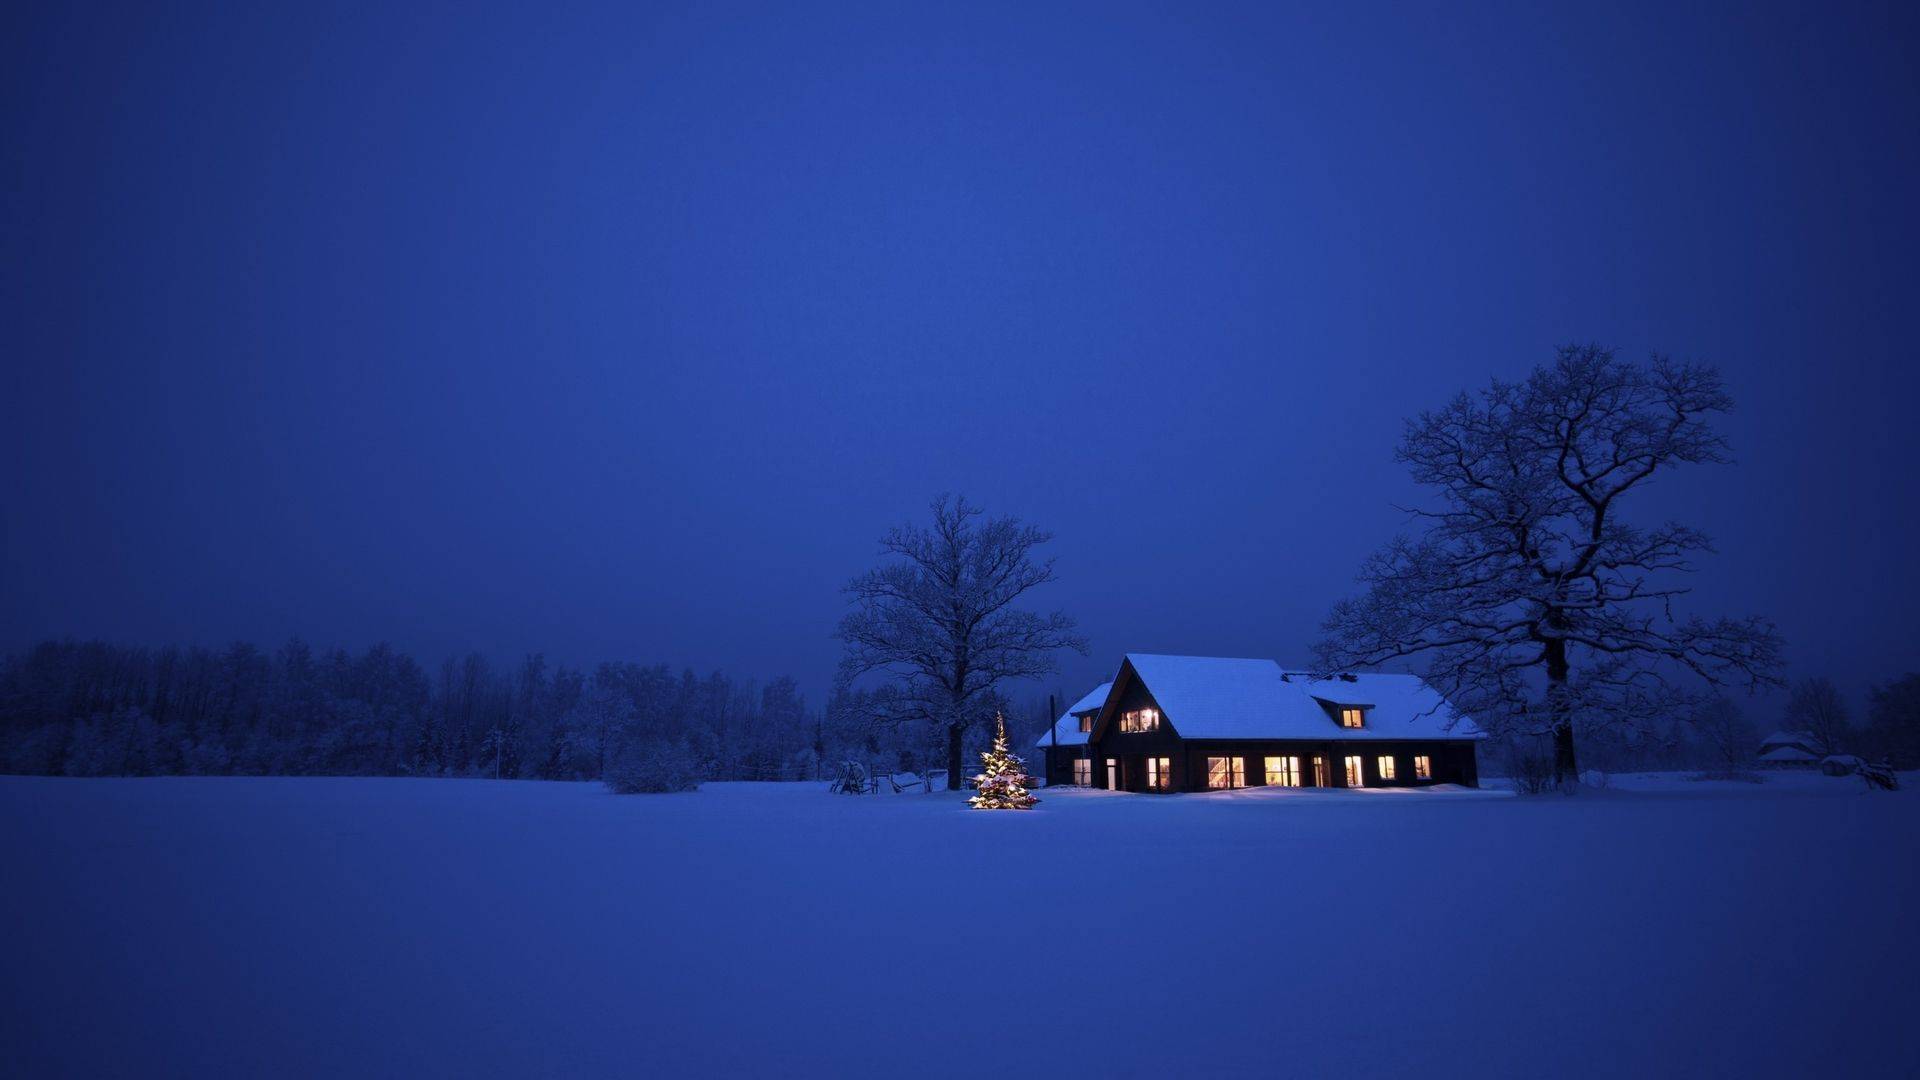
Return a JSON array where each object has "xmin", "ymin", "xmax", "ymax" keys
[{"xmin": 3, "ymin": 773, "xmax": 1914, "ymax": 1078}]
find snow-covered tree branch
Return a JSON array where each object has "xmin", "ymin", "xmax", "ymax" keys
[
  {"xmin": 836, "ymin": 495, "xmax": 1085, "ymax": 798},
  {"xmin": 1316, "ymin": 345, "xmax": 1785, "ymax": 789}
]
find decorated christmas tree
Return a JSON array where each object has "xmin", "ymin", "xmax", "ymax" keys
[{"xmin": 969, "ymin": 714, "xmax": 1039, "ymax": 809}]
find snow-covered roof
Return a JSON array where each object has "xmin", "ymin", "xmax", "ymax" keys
[
  {"xmin": 1821, "ymin": 754, "xmax": 1862, "ymax": 767},
  {"xmin": 1757, "ymin": 746, "xmax": 1818, "ymax": 763},
  {"xmin": 1033, "ymin": 682, "xmax": 1114, "ymax": 748},
  {"xmin": 1103, "ymin": 654, "xmax": 1482, "ymax": 742},
  {"xmin": 1759, "ymin": 731, "xmax": 1819, "ymax": 752}
]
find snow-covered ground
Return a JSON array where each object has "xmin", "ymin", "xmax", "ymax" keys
[{"xmin": 2, "ymin": 773, "xmax": 1914, "ymax": 1077}]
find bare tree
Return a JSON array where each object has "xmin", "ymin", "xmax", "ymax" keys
[
  {"xmin": 836, "ymin": 495, "xmax": 1085, "ymax": 798},
  {"xmin": 561, "ymin": 677, "xmax": 632, "ymax": 779},
  {"xmin": 1864, "ymin": 674, "xmax": 1920, "ymax": 768},
  {"xmin": 1692, "ymin": 696, "xmax": 1756, "ymax": 777},
  {"xmin": 1316, "ymin": 345, "xmax": 1784, "ymax": 789},
  {"xmin": 1782, "ymin": 676, "xmax": 1852, "ymax": 757}
]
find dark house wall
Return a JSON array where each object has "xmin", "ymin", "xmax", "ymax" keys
[
  {"xmin": 1072, "ymin": 734, "xmax": 1479, "ymax": 792},
  {"xmin": 1442, "ymin": 741, "xmax": 1479, "ymax": 787},
  {"xmin": 1179, "ymin": 740, "xmax": 1479, "ymax": 791},
  {"xmin": 1040, "ymin": 742, "xmax": 1094, "ymax": 786},
  {"xmin": 1087, "ymin": 673, "xmax": 1186, "ymax": 791}
]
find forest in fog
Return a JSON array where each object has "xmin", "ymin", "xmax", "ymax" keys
[{"xmin": 0, "ymin": 638, "xmax": 875, "ymax": 786}]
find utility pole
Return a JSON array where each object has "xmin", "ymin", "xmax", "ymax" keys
[{"xmin": 1047, "ymin": 693, "xmax": 1056, "ymax": 786}]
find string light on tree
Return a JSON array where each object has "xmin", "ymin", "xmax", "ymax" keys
[{"xmin": 969, "ymin": 714, "xmax": 1038, "ymax": 810}]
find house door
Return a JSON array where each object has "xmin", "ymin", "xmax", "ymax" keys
[{"xmin": 1106, "ymin": 758, "xmax": 1118, "ymax": 790}]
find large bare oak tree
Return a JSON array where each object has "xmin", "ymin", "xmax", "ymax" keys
[
  {"xmin": 837, "ymin": 495, "xmax": 1085, "ymax": 793},
  {"xmin": 1782, "ymin": 676, "xmax": 1853, "ymax": 756},
  {"xmin": 1316, "ymin": 345, "xmax": 1783, "ymax": 788}
]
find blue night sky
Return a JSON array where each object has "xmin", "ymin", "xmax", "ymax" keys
[{"xmin": 4, "ymin": 2, "xmax": 1917, "ymax": 706}]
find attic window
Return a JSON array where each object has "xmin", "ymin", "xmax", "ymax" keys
[
  {"xmin": 1077, "ymin": 714, "xmax": 1094, "ymax": 733},
  {"xmin": 1338, "ymin": 707, "xmax": 1365, "ymax": 729},
  {"xmin": 1119, "ymin": 708, "xmax": 1160, "ymax": 733}
]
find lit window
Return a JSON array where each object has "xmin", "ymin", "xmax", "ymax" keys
[
  {"xmin": 1312, "ymin": 756, "xmax": 1329, "ymax": 787},
  {"xmin": 1120, "ymin": 708, "xmax": 1160, "ymax": 733},
  {"xmin": 1147, "ymin": 756, "xmax": 1171, "ymax": 791},
  {"xmin": 1339, "ymin": 707, "xmax": 1365, "ymax": 729},
  {"xmin": 1206, "ymin": 756, "xmax": 1245, "ymax": 789},
  {"xmin": 1073, "ymin": 759, "xmax": 1092, "ymax": 786},
  {"xmin": 1377, "ymin": 755, "xmax": 1396, "ymax": 781},
  {"xmin": 1264, "ymin": 755, "xmax": 1300, "ymax": 787},
  {"xmin": 1414, "ymin": 755, "xmax": 1432, "ymax": 780},
  {"xmin": 1344, "ymin": 755, "xmax": 1364, "ymax": 787},
  {"xmin": 1077, "ymin": 713, "xmax": 1094, "ymax": 733}
]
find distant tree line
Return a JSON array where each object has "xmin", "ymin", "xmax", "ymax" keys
[
  {"xmin": 0, "ymin": 637, "xmax": 1072, "ymax": 790},
  {"xmin": 0, "ymin": 638, "xmax": 837, "ymax": 788},
  {"xmin": 1491, "ymin": 671, "xmax": 1920, "ymax": 779},
  {"xmin": 1778, "ymin": 673, "xmax": 1920, "ymax": 768}
]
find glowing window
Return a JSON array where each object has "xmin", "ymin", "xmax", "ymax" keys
[
  {"xmin": 1377, "ymin": 755, "xmax": 1396, "ymax": 781},
  {"xmin": 1339, "ymin": 707, "xmax": 1365, "ymax": 729},
  {"xmin": 1264, "ymin": 755, "xmax": 1300, "ymax": 787},
  {"xmin": 1146, "ymin": 756, "xmax": 1171, "ymax": 791},
  {"xmin": 1415, "ymin": 755, "xmax": 1432, "ymax": 780},
  {"xmin": 1077, "ymin": 713, "xmax": 1094, "ymax": 733},
  {"xmin": 1312, "ymin": 756, "xmax": 1329, "ymax": 787},
  {"xmin": 1206, "ymin": 756, "xmax": 1245, "ymax": 789},
  {"xmin": 1119, "ymin": 708, "xmax": 1160, "ymax": 733},
  {"xmin": 1073, "ymin": 759, "xmax": 1092, "ymax": 786},
  {"xmin": 1344, "ymin": 755, "xmax": 1365, "ymax": 787}
]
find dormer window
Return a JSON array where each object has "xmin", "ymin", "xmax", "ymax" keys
[
  {"xmin": 1339, "ymin": 707, "xmax": 1365, "ymax": 729},
  {"xmin": 1077, "ymin": 714, "xmax": 1094, "ymax": 733},
  {"xmin": 1119, "ymin": 708, "xmax": 1161, "ymax": 733}
]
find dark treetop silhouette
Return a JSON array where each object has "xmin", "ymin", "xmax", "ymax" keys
[
  {"xmin": 0, "ymin": 639, "xmax": 830, "ymax": 784},
  {"xmin": 1316, "ymin": 345, "xmax": 1784, "ymax": 788},
  {"xmin": 836, "ymin": 495, "xmax": 1085, "ymax": 794}
]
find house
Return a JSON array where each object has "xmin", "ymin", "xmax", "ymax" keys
[
  {"xmin": 1756, "ymin": 731, "xmax": 1821, "ymax": 769},
  {"xmin": 1038, "ymin": 654, "xmax": 1481, "ymax": 792},
  {"xmin": 1033, "ymin": 682, "xmax": 1112, "ymax": 788}
]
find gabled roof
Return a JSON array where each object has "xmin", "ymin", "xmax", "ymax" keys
[
  {"xmin": 1759, "ymin": 730, "xmax": 1819, "ymax": 752},
  {"xmin": 1758, "ymin": 745, "xmax": 1818, "ymax": 763},
  {"xmin": 1097, "ymin": 654, "xmax": 1482, "ymax": 741},
  {"xmin": 1033, "ymin": 682, "xmax": 1114, "ymax": 748}
]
